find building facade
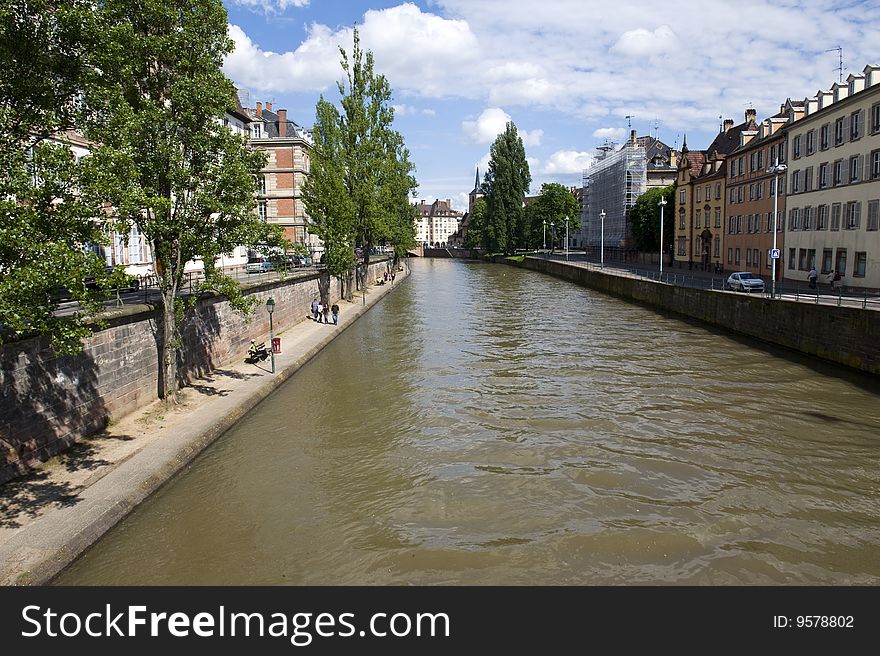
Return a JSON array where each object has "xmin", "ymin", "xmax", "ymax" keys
[
  {"xmin": 414, "ymin": 198, "xmax": 463, "ymax": 247},
  {"xmin": 782, "ymin": 65, "xmax": 880, "ymax": 289}
]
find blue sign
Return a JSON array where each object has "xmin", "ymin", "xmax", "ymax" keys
[{"xmin": 770, "ymin": 248, "xmax": 780, "ymax": 259}]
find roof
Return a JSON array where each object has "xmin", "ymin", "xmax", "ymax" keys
[
  {"xmin": 706, "ymin": 117, "xmax": 758, "ymax": 157},
  {"xmin": 685, "ymin": 151, "xmax": 705, "ymax": 177},
  {"xmin": 637, "ymin": 135, "xmax": 676, "ymax": 170}
]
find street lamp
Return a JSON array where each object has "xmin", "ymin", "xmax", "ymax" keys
[
  {"xmin": 658, "ymin": 196, "xmax": 667, "ymax": 274},
  {"xmin": 564, "ymin": 216, "xmax": 570, "ymax": 261},
  {"xmin": 542, "ymin": 219, "xmax": 547, "ymax": 251},
  {"xmin": 768, "ymin": 158, "xmax": 787, "ymax": 298},
  {"xmin": 599, "ymin": 209, "xmax": 606, "ymax": 268},
  {"xmin": 266, "ymin": 297, "xmax": 275, "ymax": 374}
]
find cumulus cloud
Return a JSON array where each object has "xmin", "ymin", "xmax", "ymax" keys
[
  {"xmin": 462, "ymin": 107, "xmax": 542, "ymax": 145},
  {"xmin": 541, "ymin": 150, "xmax": 595, "ymax": 175},
  {"xmin": 610, "ymin": 25, "xmax": 679, "ymax": 58},
  {"xmin": 592, "ymin": 127, "xmax": 627, "ymax": 141},
  {"xmin": 233, "ymin": 0, "xmax": 309, "ymax": 12}
]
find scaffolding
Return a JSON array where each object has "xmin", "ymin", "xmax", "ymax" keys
[{"xmin": 582, "ymin": 141, "xmax": 647, "ymax": 252}]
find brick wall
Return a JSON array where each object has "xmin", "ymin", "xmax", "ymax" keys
[{"xmin": 0, "ymin": 260, "xmax": 391, "ymax": 483}]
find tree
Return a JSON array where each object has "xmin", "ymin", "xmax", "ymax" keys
[
  {"xmin": 483, "ymin": 122, "xmax": 531, "ymax": 254},
  {"xmin": 0, "ymin": 1, "xmax": 109, "ymax": 353},
  {"xmin": 303, "ymin": 29, "xmax": 416, "ymax": 299},
  {"xmin": 630, "ymin": 185, "xmax": 675, "ymax": 253},
  {"xmin": 463, "ymin": 198, "xmax": 487, "ymax": 249},
  {"xmin": 525, "ymin": 183, "xmax": 580, "ymax": 251},
  {"xmin": 85, "ymin": 0, "xmax": 286, "ymax": 401}
]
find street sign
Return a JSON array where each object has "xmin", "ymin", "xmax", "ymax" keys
[{"xmin": 770, "ymin": 248, "xmax": 780, "ymax": 259}]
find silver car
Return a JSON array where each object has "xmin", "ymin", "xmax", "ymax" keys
[{"xmin": 727, "ymin": 271, "xmax": 765, "ymax": 292}]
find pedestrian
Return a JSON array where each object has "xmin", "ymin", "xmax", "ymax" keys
[
  {"xmin": 827, "ymin": 270, "xmax": 836, "ymax": 290},
  {"xmin": 331, "ymin": 302, "xmax": 339, "ymax": 325},
  {"xmin": 808, "ymin": 266, "xmax": 818, "ymax": 289},
  {"xmin": 311, "ymin": 297, "xmax": 319, "ymax": 321},
  {"xmin": 322, "ymin": 302, "xmax": 330, "ymax": 324},
  {"xmin": 390, "ymin": 270, "xmax": 396, "ymax": 284},
  {"xmin": 834, "ymin": 269, "xmax": 843, "ymax": 290},
  {"xmin": 383, "ymin": 270, "xmax": 388, "ymax": 282},
  {"xmin": 316, "ymin": 300, "xmax": 323, "ymax": 321}
]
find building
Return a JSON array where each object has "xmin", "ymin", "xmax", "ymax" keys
[
  {"xmin": 781, "ymin": 64, "xmax": 880, "ymax": 289},
  {"xmin": 674, "ymin": 110, "xmax": 759, "ymax": 270},
  {"xmin": 725, "ymin": 113, "xmax": 789, "ymax": 280},
  {"xmin": 414, "ymin": 198, "xmax": 463, "ymax": 247},
  {"xmin": 245, "ymin": 100, "xmax": 317, "ymax": 257}
]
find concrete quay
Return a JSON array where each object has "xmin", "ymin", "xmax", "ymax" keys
[{"xmin": 0, "ymin": 269, "xmax": 408, "ymax": 586}]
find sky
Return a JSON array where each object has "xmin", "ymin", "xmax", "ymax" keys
[{"xmin": 222, "ymin": 0, "xmax": 880, "ymax": 211}]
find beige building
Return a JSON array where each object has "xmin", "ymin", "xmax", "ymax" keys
[
  {"xmin": 782, "ymin": 64, "xmax": 880, "ymax": 288},
  {"xmin": 414, "ymin": 198, "xmax": 463, "ymax": 247}
]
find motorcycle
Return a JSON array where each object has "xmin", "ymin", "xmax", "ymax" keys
[{"xmin": 245, "ymin": 341, "xmax": 270, "ymax": 364}]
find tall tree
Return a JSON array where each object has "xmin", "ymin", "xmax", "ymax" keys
[
  {"xmin": 0, "ymin": 0, "xmax": 109, "ymax": 353},
  {"xmin": 463, "ymin": 198, "xmax": 487, "ymax": 249},
  {"xmin": 630, "ymin": 185, "xmax": 675, "ymax": 253},
  {"xmin": 483, "ymin": 122, "xmax": 531, "ymax": 254},
  {"xmin": 525, "ymin": 183, "xmax": 580, "ymax": 250},
  {"xmin": 85, "ymin": 0, "xmax": 285, "ymax": 401},
  {"xmin": 303, "ymin": 29, "xmax": 416, "ymax": 297}
]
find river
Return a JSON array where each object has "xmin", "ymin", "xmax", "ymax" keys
[{"xmin": 55, "ymin": 258, "xmax": 880, "ymax": 584}]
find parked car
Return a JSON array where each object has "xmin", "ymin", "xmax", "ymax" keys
[
  {"xmin": 246, "ymin": 256, "xmax": 274, "ymax": 273},
  {"xmin": 727, "ymin": 271, "xmax": 765, "ymax": 293}
]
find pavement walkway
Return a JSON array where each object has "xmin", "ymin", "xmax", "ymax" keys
[{"xmin": 0, "ymin": 269, "xmax": 408, "ymax": 586}]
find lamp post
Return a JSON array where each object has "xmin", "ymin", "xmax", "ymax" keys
[
  {"xmin": 658, "ymin": 196, "xmax": 667, "ymax": 274},
  {"xmin": 768, "ymin": 158, "xmax": 787, "ymax": 298},
  {"xmin": 599, "ymin": 209, "xmax": 606, "ymax": 268},
  {"xmin": 565, "ymin": 216, "xmax": 570, "ymax": 261},
  {"xmin": 542, "ymin": 219, "xmax": 547, "ymax": 251},
  {"xmin": 266, "ymin": 297, "xmax": 275, "ymax": 374}
]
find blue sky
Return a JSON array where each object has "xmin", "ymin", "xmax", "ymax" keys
[{"xmin": 222, "ymin": 0, "xmax": 880, "ymax": 210}]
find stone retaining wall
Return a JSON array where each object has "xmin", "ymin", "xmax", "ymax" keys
[
  {"xmin": 0, "ymin": 260, "xmax": 393, "ymax": 483},
  {"xmin": 507, "ymin": 256, "xmax": 880, "ymax": 376}
]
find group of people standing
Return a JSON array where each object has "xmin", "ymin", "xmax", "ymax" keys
[
  {"xmin": 807, "ymin": 267, "xmax": 843, "ymax": 291},
  {"xmin": 311, "ymin": 297, "xmax": 339, "ymax": 325}
]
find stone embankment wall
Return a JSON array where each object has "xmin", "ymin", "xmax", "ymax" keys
[
  {"xmin": 0, "ymin": 260, "xmax": 393, "ymax": 483},
  {"xmin": 507, "ymin": 256, "xmax": 880, "ymax": 376}
]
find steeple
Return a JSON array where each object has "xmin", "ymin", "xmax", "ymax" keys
[
  {"xmin": 473, "ymin": 167, "xmax": 480, "ymax": 193},
  {"xmin": 681, "ymin": 134, "xmax": 688, "ymax": 154}
]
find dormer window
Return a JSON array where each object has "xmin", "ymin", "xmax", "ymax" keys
[{"xmin": 253, "ymin": 124, "xmax": 261, "ymax": 138}]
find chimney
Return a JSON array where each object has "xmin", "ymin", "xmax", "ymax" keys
[
  {"xmin": 265, "ymin": 101, "xmax": 272, "ymax": 111},
  {"xmin": 669, "ymin": 150, "xmax": 678, "ymax": 168},
  {"xmin": 745, "ymin": 108, "xmax": 757, "ymax": 122},
  {"xmin": 723, "ymin": 118, "xmax": 734, "ymax": 132},
  {"xmin": 630, "ymin": 129, "xmax": 637, "ymax": 143},
  {"xmin": 255, "ymin": 101, "xmax": 262, "ymax": 117},
  {"xmin": 277, "ymin": 109, "xmax": 287, "ymax": 137}
]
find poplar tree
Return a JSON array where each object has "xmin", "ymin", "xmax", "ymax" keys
[
  {"xmin": 85, "ymin": 0, "xmax": 285, "ymax": 402},
  {"xmin": 303, "ymin": 29, "xmax": 416, "ymax": 297},
  {"xmin": 483, "ymin": 122, "xmax": 531, "ymax": 254}
]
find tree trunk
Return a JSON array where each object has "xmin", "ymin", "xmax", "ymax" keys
[{"xmin": 159, "ymin": 286, "xmax": 179, "ymax": 404}]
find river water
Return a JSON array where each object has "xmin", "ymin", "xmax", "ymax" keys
[{"xmin": 56, "ymin": 258, "xmax": 880, "ymax": 585}]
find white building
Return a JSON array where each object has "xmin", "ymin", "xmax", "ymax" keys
[{"xmin": 413, "ymin": 198, "xmax": 463, "ymax": 247}]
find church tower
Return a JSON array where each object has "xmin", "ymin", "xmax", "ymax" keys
[{"xmin": 468, "ymin": 167, "xmax": 484, "ymax": 213}]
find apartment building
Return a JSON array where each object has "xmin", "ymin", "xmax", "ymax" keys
[
  {"xmin": 782, "ymin": 65, "xmax": 880, "ymax": 289},
  {"xmin": 414, "ymin": 198, "xmax": 463, "ymax": 247}
]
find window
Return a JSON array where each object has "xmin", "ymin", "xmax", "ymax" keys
[
  {"xmin": 737, "ymin": 186, "xmax": 744, "ymax": 202},
  {"xmin": 850, "ymin": 155, "xmax": 861, "ymax": 183},
  {"xmin": 757, "ymin": 181, "xmax": 763, "ymax": 199},
  {"xmin": 729, "ymin": 187, "xmax": 736, "ymax": 203},
  {"xmin": 803, "ymin": 207, "xmax": 812, "ymax": 231},
  {"xmin": 715, "ymin": 183, "xmax": 722, "ymax": 200},
  {"xmin": 735, "ymin": 248, "xmax": 741, "ymax": 265},
  {"xmin": 696, "ymin": 187, "xmax": 701, "ymax": 203},
  {"xmin": 766, "ymin": 211, "xmax": 772, "ymax": 232},
  {"xmin": 736, "ymin": 215, "xmax": 743, "ymax": 233},
  {"xmin": 833, "ymin": 159, "xmax": 844, "ymax": 185},
  {"xmin": 757, "ymin": 150, "xmax": 764, "ymax": 170},
  {"xmin": 850, "ymin": 110, "xmax": 862, "ymax": 140},
  {"xmin": 818, "ymin": 162, "xmax": 828, "ymax": 188},
  {"xmin": 770, "ymin": 177, "xmax": 776, "ymax": 197},
  {"xmin": 788, "ymin": 248, "xmax": 796, "ymax": 270},
  {"xmin": 836, "ymin": 249, "xmax": 847, "ymax": 276},
  {"xmin": 747, "ymin": 214, "xmax": 753, "ymax": 233},
  {"xmin": 727, "ymin": 247, "xmax": 733, "ymax": 264},
  {"xmin": 714, "ymin": 238, "xmax": 720, "ymax": 257},
  {"xmin": 868, "ymin": 200, "xmax": 879, "ymax": 231},
  {"xmin": 258, "ymin": 175, "xmax": 266, "ymax": 195},
  {"xmin": 695, "ymin": 209, "xmax": 701, "ymax": 229},
  {"xmin": 845, "ymin": 201, "xmax": 861, "ymax": 229},
  {"xmin": 749, "ymin": 183, "xmax": 755, "ymax": 201},
  {"xmin": 798, "ymin": 249, "xmax": 808, "ymax": 271},
  {"xmin": 820, "ymin": 123, "xmax": 830, "ymax": 150},
  {"xmin": 715, "ymin": 207, "xmax": 721, "ymax": 228},
  {"xmin": 854, "ymin": 252, "xmax": 867, "ymax": 277},
  {"xmin": 806, "ymin": 129, "xmax": 816, "ymax": 155},
  {"xmin": 871, "ymin": 150, "xmax": 880, "ymax": 180},
  {"xmin": 822, "ymin": 249, "xmax": 833, "ymax": 274},
  {"xmin": 831, "ymin": 203, "xmax": 841, "ymax": 231},
  {"xmin": 779, "ymin": 142, "xmax": 785, "ymax": 163},
  {"xmin": 793, "ymin": 134, "xmax": 801, "ymax": 158},
  {"xmin": 804, "ymin": 167, "xmax": 813, "ymax": 192},
  {"xmin": 834, "ymin": 117, "xmax": 845, "ymax": 145},
  {"xmin": 252, "ymin": 124, "xmax": 261, "ymax": 138},
  {"xmin": 791, "ymin": 170, "xmax": 800, "ymax": 193},
  {"xmin": 770, "ymin": 144, "xmax": 777, "ymax": 165},
  {"xmin": 680, "ymin": 189, "xmax": 686, "ymax": 204},
  {"xmin": 728, "ymin": 216, "xmax": 736, "ymax": 234},
  {"xmin": 679, "ymin": 208, "xmax": 685, "ymax": 229},
  {"xmin": 872, "ymin": 102, "xmax": 880, "ymax": 134},
  {"xmin": 817, "ymin": 204, "xmax": 828, "ymax": 230},
  {"xmin": 750, "ymin": 152, "xmax": 757, "ymax": 172},
  {"xmin": 746, "ymin": 248, "xmax": 752, "ymax": 266},
  {"xmin": 258, "ymin": 200, "xmax": 267, "ymax": 221},
  {"xmin": 789, "ymin": 207, "xmax": 800, "ymax": 231}
]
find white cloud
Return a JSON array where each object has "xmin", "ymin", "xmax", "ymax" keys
[
  {"xmin": 462, "ymin": 107, "xmax": 541, "ymax": 145},
  {"xmin": 592, "ymin": 127, "xmax": 627, "ymax": 141},
  {"xmin": 541, "ymin": 150, "xmax": 595, "ymax": 175},
  {"xmin": 233, "ymin": 0, "xmax": 309, "ymax": 13},
  {"xmin": 610, "ymin": 25, "xmax": 679, "ymax": 58},
  {"xmin": 393, "ymin": 104, "xmax": 417, "ymax": 116},
  {"xmin": 422, "ymin": 108, "xmax": 437, "ymax": 116}
]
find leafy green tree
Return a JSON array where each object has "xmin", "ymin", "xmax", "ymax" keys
[
  {"xmin": 303, "ymin": 29, "xmax": 416, "ymax": 298},
  {"xmin": 630, "ymin": 185, "xmax": 675, "ymax": 253},
  {"xmin": 463, "ymin": 197, "xmax": 487, "ymax": 249},
  {"xmin": 483, "ymin": 122, "xmax": 531, "ymax": 254},
  {"xmin": 525, "ymin": 183, "xmax": 579, "ymax": 250},
  {"xmin": 85, "ymin": 0, "xmax": 286, "ymax": 401},
  {"xmin": 0, "ymin": 0, "xmax": 109, "ymax": 353}
]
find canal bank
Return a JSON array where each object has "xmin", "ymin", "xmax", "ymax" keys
[
  {"xmin": 502, "ymin": 256, "xmax": 880, "ymax": 376},
  {"xmin": 0, "ymin": 266, "xmax": 409, "ymax": 586}
]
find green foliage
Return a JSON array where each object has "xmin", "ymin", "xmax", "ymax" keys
[
  {"xmin": 630, "ymin": 185, "xmax": 675, "ymax": 252},
  {"xmin": 83, "ymin": 0, "xmax": 287, "ymax": 399},
  {"xmin": 483, "ymin": 123, "xmax": 531, "ymax": 254},
  {"xmin": 463, "ymin": 198, "xmax": 486, "ymax": 249},
  {"xmin": 525, "ymin": 183, "xmax": 580, "ymax": 250},
  {"xmin": 303, "ymin": 29, "xmax": 416, "ymax": 287},
  {"xmin": 0, "ymin": 1, "xmax": 108, "ymax": 352}
]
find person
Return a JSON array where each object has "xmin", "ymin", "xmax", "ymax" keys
[
  {"xmin": 390, "ymin": 270, "xmax": 396, "ymax": 284},
  {"xmin": 383, "ymin": 270, "xmax": 388, "ymax": 282},
  {"xmin": 317, "ymin": 300, "xmax": 323, "ymax": 321},
  {"xmin": 834, "ymin": 269, "xmax": 843, "ymax": 290},
  {"xmin": 248, "ymin": 339, "xmax": 259, "ymax": 358},
  {"xmin": 322, "ymin": 302, "xmax": 330, "ymax": 324},
  {"xmin": 331, "ymin": 302, "xmax": 339, "ymax": 325},
  {"xmin": 808, "ymin": 266, "xmax": 818, "ymax": 289},
  {"xmin": 311, "ymin": 297, "xmax": 319, "ymax": 321},
  {"xmin": 827, "ymin": 270, "xmax": 836, "ymax": 290}
]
